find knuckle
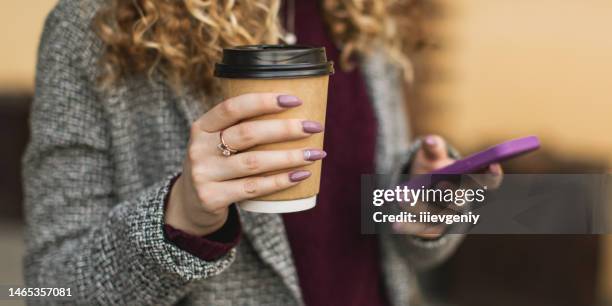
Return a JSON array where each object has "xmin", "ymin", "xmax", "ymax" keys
[
  {"xmin": 237, "ymin": 124, "xmax": 255, "ymax": 143},
  {"xmin": 286, "ymin": 150, "xmax": 301, "ymax": 164},
  {"xmin": 191, "ymin": 171, "xmax": 205, "ymax": 185},
  {"xmin": 243, "ymin": 178, "xmax": 259, "ymax": 194},
  {"xmin": 256, "ymin": 94, "xmax": 270, "ymax": 109},
  {"xmin": 219, "ymin": 100, "xmax": 239, "ymax": 118},
  {"xmin": 197, "ymin": 186, "xmax": 224, "ymax": 209},
  {"xmin": 190, "ymin": 122, "xmax": 201, "ymax": 136},
  {"xmin": 191, "ymin": 165, "xmax": 211, "ymax": 185},
  {"xmin": 187, "ymin": 146, "xmax": 199, "ymax": 163},
  {"xmin": 292, "ymin": 119, "xmax": 304, "ymax": 134},
  {"xmin": 282, "ymin": 120, "xmax": 295, "ymax": 137},
  {"xmin": 241, "ymin": 154, "xmax": 259, "ymax": 171},
  {"xmin": 196, "ymin": 187, "xmax": 213, "ymax": 206},
  {"xmin": 273, "ymin": 175, "xmax": 287, "ymax": 189}
]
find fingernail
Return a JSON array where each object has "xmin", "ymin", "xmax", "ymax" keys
[
  {"xmin": 424, "ymin": 135, "xmax": 438, "ymax": 147},
  {"xmin": 277, "ymin": 95, "xmax": 302, "ymax": 107},
  {"xmin": 302, "ymin": 121, "xmax": 324, "ymax": 133},
  {"xmin": 303, "ymin": 149, "xmax": 327, "ymax": 161},
  {"xmin": 289, "ymin": 170, "xmax": 311, "ymax": 182},
  {"xmin": 490, "ymin": 164, "xmax": 502, "ymax": 175}
]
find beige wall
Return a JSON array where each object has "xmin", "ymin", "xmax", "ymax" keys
[
  {"xmin": 0, "ymin": 0, "xmax": 58, "ymax": 93},
  {"xmin": 420, "ymin": 1, "xmax": 612, "ymax": 302},
  {"xmin": 419, "ymin": 0, "xmax": 612, "ymax": 164}
]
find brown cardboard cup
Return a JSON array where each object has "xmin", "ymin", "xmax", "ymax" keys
[{"xmin": 215, "ymin": 45, "xmax": 334, "ymax": 213}]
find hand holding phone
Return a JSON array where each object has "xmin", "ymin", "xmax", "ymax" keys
[{"xmin": 404, "ymin": 136, "xmax": 540, "ymax": 189}]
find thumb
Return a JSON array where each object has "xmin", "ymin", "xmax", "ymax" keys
[{"xmin": 422, "ymin": 135, "xmax": 448, "ymax": 160}]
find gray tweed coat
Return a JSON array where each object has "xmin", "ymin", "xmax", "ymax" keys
[{"xmin": 23, "ymin": 0, "xmax": 464, "ymax": 305}]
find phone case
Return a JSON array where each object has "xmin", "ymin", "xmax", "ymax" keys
[{"xmin": 402, "ymin": 136, "xmax": 540, "ymax": 189}]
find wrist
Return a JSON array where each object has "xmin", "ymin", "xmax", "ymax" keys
[{"xmin": 165, "ymin": 175, "xmax": 228, "ymax": 236}]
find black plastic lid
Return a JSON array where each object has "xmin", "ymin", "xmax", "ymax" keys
[{"xmin": 214, "ymin": 45, "xmax": 334, "ymax": 79}]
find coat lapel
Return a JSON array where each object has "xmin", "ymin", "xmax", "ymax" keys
[
  {"xmin": 239, "ymin": 211, "xmax": 303, "ymax": 304},
  {"xmin": 360, "ymin": 51, "xmax": 411, "ymax": 174}
]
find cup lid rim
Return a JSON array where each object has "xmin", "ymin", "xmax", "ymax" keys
[{"xmin": 215, "ymin": 44, "xmax": 335, "ymax": 79}]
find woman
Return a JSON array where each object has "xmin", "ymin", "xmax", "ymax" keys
[{"xmin": 23, "ymin": 0, "xmax": 501, "ymax": 305}]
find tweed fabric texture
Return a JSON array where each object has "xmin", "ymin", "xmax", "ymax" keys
[{"xmin": 23, "ymin": 0, "xmax": 464, "ymax": 305}]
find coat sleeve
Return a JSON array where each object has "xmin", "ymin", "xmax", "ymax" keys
[
  {"xmin": 387, "ymin": 139, "xmax": 466, "ymax": 270},
  {"xmin": 22, "ymin": 3, "xmax": 235, "ymax": 305}
]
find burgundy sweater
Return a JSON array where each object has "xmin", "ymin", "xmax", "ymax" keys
[{"xmin": 165, "ymin": 1, "xmax": 386, "ymax": 305}]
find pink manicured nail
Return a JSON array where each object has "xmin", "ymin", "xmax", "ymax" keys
[
  {"xmin": 302, "ymin": 121, "xmax": 324, "ymax": 133},
  {"xmin": 303, "ymin": 149, "xmax": 327, "ymax": 161},
  {"xmin": 289, "ymin": 170, "xmax": 311, "ymax": 182},
  {"xmin": 277, "ymin": 95, "xmax": 302, "ymax": 107},
  {"xmin": 424, "ymin": 135, "xmax": 438, "ymax": 147}
]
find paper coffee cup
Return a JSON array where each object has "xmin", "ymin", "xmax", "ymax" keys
[{"xmin": 215, "ymin": 45, "xmax": 334, "ymax": 213}]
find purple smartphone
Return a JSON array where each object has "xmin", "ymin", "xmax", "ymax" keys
[{"xmin": 402, "ymin": 136, "xmax": 540, "ymax": 189}]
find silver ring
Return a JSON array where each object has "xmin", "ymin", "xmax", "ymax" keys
[{"xmin": 217, "ymin": 130, "xmax": 238, "ymax": 157}]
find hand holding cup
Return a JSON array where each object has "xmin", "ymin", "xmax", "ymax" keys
[{"xmin": 165, "ymin": 93, "xmax": 326, "ymax": 236}]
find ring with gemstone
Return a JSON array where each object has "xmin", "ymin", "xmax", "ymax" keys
[{"xmin": 217, "ymin": 129, "xmax": 238, "ymax": 157}]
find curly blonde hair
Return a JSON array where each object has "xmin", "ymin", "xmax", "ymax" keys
[{"xmin": 94, "ymin": 0, "xmax": 425, "ymax": 95}]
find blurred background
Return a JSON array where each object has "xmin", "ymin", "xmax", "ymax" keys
[{"xmin": 1, "ymin": 1, "xmax": 611, "ymax": 306}]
